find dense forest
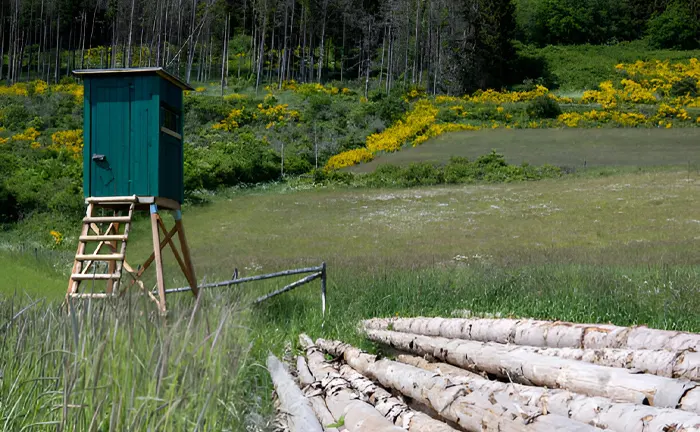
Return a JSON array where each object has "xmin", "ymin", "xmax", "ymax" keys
[{"xmin": 0, "ymin": 0, "xmax": 698, "ymax": 93}]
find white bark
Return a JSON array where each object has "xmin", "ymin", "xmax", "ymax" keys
[
  {"xmin": 266, "ymin": 353, "xmax": 323, "ymax": 432},
  {"xmin": 362, "ymin": 317, "xmax": 700, "ymax": 352},
  {"xmin": 396, "ymin": 353, "xmax": 700, "ymax": 432},
  {"xmin": 364, "ymin": 329, "xmax": 700, "ymax": 413},
  {"xmin": 316, "ymin": 339, "xmax": 603, "ymax": 432},
  {"xmin": 295, "ymin": 355, "xmax": 338, "ymax": 432},
  {"xmin": 299, "ymin": 334, "xmax": 404, "ymax": 432},
  {"xmin": 396, "ymin": 354, "xmax": 485, "ymax": 379},
  {"xmin": 338, "ymin": 363, "xmax": 458, "ymax": 431}
]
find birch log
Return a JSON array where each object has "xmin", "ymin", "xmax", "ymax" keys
[
  {"xmin": 316, "ymin": 339, "xmax": 603, "ymax": 432},
  {"xmin": 362, "ymin": 317, "xmax": 700, "ymax": 352},
  {"xmin": 396, "ymin": 353, "xmax": 700, "ymax": 432},
  {"xmin": 266, "ymin": 353, "xmax": 324, "ymax": 432},
  {"xmin": 365, "ymin": 329, "xmax": 700, "ymax": 413},
  {"xmin": 338, "ymin": 363, "xmax": 459, "ymax": 431},
  {"xmin": 298, "ymin": 334, "xmax": 405, "ymax": 432},
  {"xmin": 295, "ymin": 355, "xmax": 338, "ymax": 432}
]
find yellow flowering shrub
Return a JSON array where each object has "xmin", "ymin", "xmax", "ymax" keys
[
  {"xmin": 13, "ymin": 127, "xmax": 41, "ymax": 142},
  {"xmin": 224, "ymin": 93, "xmax": 247, "ymax": 101},
  {"xmin": 582, "ymin": 81, "xmax": 618, "ymax": 109},
  {"xmin": 366, "ymin": 100, "xmax": 438, "ymax": 153},
  {"xmin": 213, "ymin": 108, "xmax": 247, "ymax": 131},
  {"xmin": 214, "ymin": 103, "xmax": 300, "ymax": 131},
  {"xmin": 51, "ymin": 129, "xmax": 83, "ymax": 158},
  {"xmin": 325, "ymin": 148, "xmax": 374, "ymax": 170},
  {"xmin": 50, "ymin": 230, "xmax": 64, "ymax": 246}
]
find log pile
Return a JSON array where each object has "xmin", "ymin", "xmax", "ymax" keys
[{"xmin": 266, "ymin": 317, "xmax": 700, "ymax": 431}]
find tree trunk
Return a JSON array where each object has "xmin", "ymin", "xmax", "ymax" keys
[
  {"xmin": 186, "ymin": 0, "xmax": 198, "ymax": 82},
  {"xmin": 126, "ymin": 0, "xmax": 136, "ymax": 67},
  {"xmin": 338, "ymin": 363, "xmax": 458, "ymax": 431},
  {"xmin": 362, "ymin": 317, "xmax": 700, "ymax": 352},
  {"xmin": 364, "ymin": 329, "xmax": 700, "ymax": 412},
  {"xmin": 316, "ymin": 339, "xmax": 601, "ymax": 432},
  {"xmin": 298, "ymin": 335, "xmax": 405, "ymax": 432},
  {"xmin": 266, "ymin": 353, "xmax": 324, "ymax": 432},
  {"xmin": 295, "ymin": 356, "xmax": 339, "ymax": 432},
  {"xmin": 394, "ymin": 353, "xmax": 700, "ymax": 432},
  {"xmin": 317, "ymin": 0, "xmax": 329, "ymax": 83}
]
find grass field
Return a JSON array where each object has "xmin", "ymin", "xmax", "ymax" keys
[
  {"xmin": 2, "ymin": 167, "xmax": 700, "ymax": 430},
  {"xmin": 351, "ymin": 128, "xmax": 700, "ymax": 173}
]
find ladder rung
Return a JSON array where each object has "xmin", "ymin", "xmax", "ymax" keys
[
  {"xmin": 86, "ymin": 196, "xmax": 138, "ymax": 203},
  {"xmin": 75, "ymin": 254, "xmax": 124, "ymax": 261},
  {"xmin": 83, "ymin": 216, "xmax": 132, "ymax": 223},
  {"xmin": 79, "ymin": 235, "xmax": 128, "ymax": 242},
  {"xmin": 71, "ymin": 273, "xmax": 122, "ymax": 280},
  {"xmin": 69, "ymin": 293, "xmax": 119, "ymax": 299}
]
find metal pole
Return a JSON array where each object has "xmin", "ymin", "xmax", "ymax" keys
[
  {"xmin": 253, "ymin": 272, "xmax": 323, "ymax": 304},
  {"xmin": 164, "ymin": 264, "xmax": 325, "ymax": 294}
]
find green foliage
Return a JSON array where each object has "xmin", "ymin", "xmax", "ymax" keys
[
  {"xmin": 526, "ymin": 96, "xmax": 562, "ymax": 119},
  {"xmin": 368, "ymin": 91, "xmax": 409, "ymax": 124},
  {"xmin": 184, "ymin": 132, "xmax": 280, "ymax": 191},
  {"xmin": 647, "ymin": 2, "xmax": 700, "ymax": 50},
  {"xmin": 0, "ymin": 101, "xmax": 34, "ymax": 130},
  {"xmin": 670, "ymin": 76, "xmax": 700, "ymax": 97},
  {"xmin": 520, "ymin": 42, "xmax": 700, "ymax": 90},
  {"xmin": 514, "ymin": 0, "xmax": 638, "ymax": 46},
  {"xmin": 362, "ymin": 152, "xmax": 561, "ymax": 188},
  {"xmin": 458, "ymin": 0, "xmax": 519, "ymax": 92}
]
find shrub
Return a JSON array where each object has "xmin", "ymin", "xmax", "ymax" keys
[
  {"xmin": 526, "ymin": 95, "xmax": 562, "ymax": 119},
  {"xmin": 647, "ymin": 2, "xmax": 700, "ymax": 50},
  {"xmin": 670, "ymin": 76, "xmax": 699, "ymax": 97}
]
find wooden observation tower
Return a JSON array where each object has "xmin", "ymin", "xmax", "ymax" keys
[{"xmin": 67, "ymin": 68, "xmax": 198, "ymax": 314}]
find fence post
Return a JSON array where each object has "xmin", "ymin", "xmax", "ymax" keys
[{"xmin": 321, "ymin": 262, "xmax": 327, "ymax": 317}]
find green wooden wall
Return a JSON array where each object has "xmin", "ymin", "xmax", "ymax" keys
[{"xmin": 82, "ymin": 73, "xmax": 184, "ymax": 203}]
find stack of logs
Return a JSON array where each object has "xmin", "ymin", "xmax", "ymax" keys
[{"xmin": 267, "ymin": 316, "xmax": 700, "ymax": 431}]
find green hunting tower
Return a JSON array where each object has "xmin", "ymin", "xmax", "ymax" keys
[
  {"xmin": 67, "ymin": 68, "xmax": 199, "ymax": 314},
  {"xmin": 75, "ymin": 68, "xmax": 192, "ymax": 203}
]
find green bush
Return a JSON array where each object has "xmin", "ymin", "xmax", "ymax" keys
[
  {"xmin": 184, "ymin": 132, "xmax": 281, "ymax": 191},
  {"xmin": 0, "ymin": 104, "xmax": 34, "ymax": 130},
  {"xmin": 526, "ymin": 96, "xmax": 562, "ymax": 119},
  {"xmin": 647, "ymin": 2, "xmax": 700, "ymax": 50},
  {"xmin": 670, "ymin": 76, "xmax": 699, "ymax": 97}
]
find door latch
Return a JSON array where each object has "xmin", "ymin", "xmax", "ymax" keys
[{"xmin": 92, "ymin": 154, "xmax": 106, "ymax": 162}]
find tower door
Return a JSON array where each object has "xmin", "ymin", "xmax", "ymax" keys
[{"xmin": 89, "ymin": 80, "xmax": 132, "ymax": 197}]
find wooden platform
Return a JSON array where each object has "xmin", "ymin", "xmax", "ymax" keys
[
  {"xmin": 67, "ymin": 196, "xmax": 197, "ymax": 314},
  {"xmin": 86, "ymin": 196, "xmax": 181, "ymax": 211}
]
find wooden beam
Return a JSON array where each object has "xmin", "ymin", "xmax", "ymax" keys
[
  {"xmin": 150, "ymin": 206, "xmax": 167, "ymax": 315},
  {"xmin": 174, "ymin": 212, "xmax": 198, "ymax": 297},
  {"xmin": 67, "ymin": 203, "xmax": 93, "ymax": 296}
]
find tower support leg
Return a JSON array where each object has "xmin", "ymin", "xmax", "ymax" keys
[{"xmin": 150, "ymin": 204, "xmax": 167, "ymax": 314}]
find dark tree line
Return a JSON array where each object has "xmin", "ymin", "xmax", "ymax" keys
[{"xmin": 0, "ymin": 0, "xmax": 697, "ymax": 94}]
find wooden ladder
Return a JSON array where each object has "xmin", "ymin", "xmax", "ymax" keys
[{"xmin": 67, "ymin": 197, "xmax": 136, "ymax": 299}]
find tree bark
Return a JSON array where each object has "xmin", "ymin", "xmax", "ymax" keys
[
  {"xmin": 362, "ymin": 317, "xmax": 700, "ymax": 352},
  {"xmin": 394, "ymin": 352, "xmax": 700, "ymax": 432},
  {"xmin": 364, "ymin": 329, "xmax": 700, "ymax": 412},
  {"xmin": 266, "ymin": 353, "xmax": 324, "ymax": 432},
  {"xmin": 338, "ymin": 363, "xmax": 458, "ymax": 431},
  {"xmin": 298, "ymin": 334, "xmax": 405, "ymax": 432},
  {"xmin": 316, "ymin": 339, "xmax": 602, "ymax": 432},
  {"xmin": 296, "ymin": 355, "xmax": 339, "ymax": 432}
]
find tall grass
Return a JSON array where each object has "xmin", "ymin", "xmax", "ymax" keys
[{"xmin": 0, "ymin": 291, "xmax": 271, "ymax": 431}]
